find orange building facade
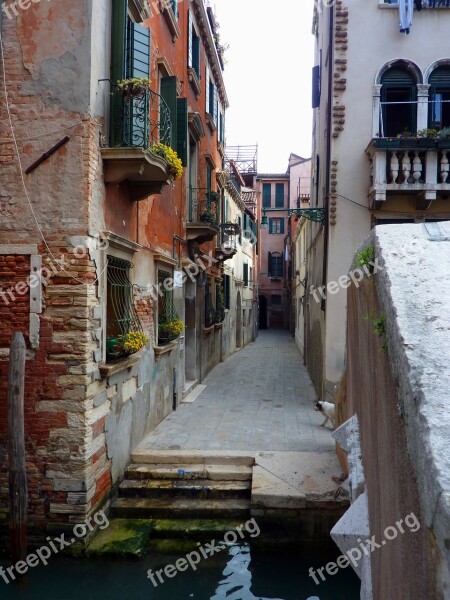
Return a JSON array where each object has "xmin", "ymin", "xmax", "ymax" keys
[{"xmin": 0, "ymin": 0, "xmax": 234, "ymax": 534}]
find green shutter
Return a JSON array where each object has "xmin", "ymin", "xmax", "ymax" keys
[
  {"xmin": 268, "ymin": 252, "xmax": 272, "ymax": 277},
  {"xmin": 160, "ymin": 76, "xmax": 177, "ymax": 150},
  {"xmin": 262, "ymin": 183, "xmax": 271, "ymax": 208},
  {"xmin": 213, "ymin": 85, "xmax": 218, "ymax": 128},
  {"xmin": 275, "ymin": 183, "xmax": 284, "ymax": 208},
  {"xmin": 111, "ymin": 0, "xmax": 127, "ymax": 83},
  {"xmin": 188, "ymin": 11, "xmax": 193, "ymax": 68},
  {"xmin": 269, "ymin": 217, "xmax": 274, "ymax": 234},
  {"xmin": 280, "ymin": 218, "xmax": 285, "ymax": 235},
  {"xmin": 206, "ymin": 66, "xmax": 210, "ymax": 114},
  {"xmin": 176, "ymin": 98, "xmax": 188, "ymax": 167},
  {"xmin": 127, "ymin": 21, "xmax": 150, "ymax": 79},
  {"xmin": 243, "ymin": 263, "xmax": 249, "ymax": 287}
]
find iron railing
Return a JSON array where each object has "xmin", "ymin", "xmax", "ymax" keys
[
  {"xmin": 217, "ymin": 222, "xmax": 239, "ymax": 256},
  {"xmin": 188, "ymin": 187, "xmax": 220, "ymax": 226},
  {"xmin": 384, "ymin": 0, "xmax": 450, "ymax": 5},
  {"xmin": 106, "ymin": 81, "xmax": 172, "ymax": 149}
]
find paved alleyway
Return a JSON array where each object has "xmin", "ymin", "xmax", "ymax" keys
[{"xmin": 137, "ymin": 331, "xmax": 335, "ymax": 453}]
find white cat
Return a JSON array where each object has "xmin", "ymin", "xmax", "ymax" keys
[{"xmin": 313, "ymin": 401, "xmax": 336, "ymax": 429}]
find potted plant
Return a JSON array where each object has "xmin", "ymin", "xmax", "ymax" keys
[
  {"xmin": 106, "ymin": 336, "xmax": 125, "ymax": 361},
  {"xmin": 200, "ymin": 209, "xmax": 217, "ymax": 225},
  {"xmin": 158, "ymin": 319, "xmax": 184, "ymax": 344},
  {"xmin": 437, "ymin": 127, "xmax": 450, "ymax": 149},
  {"xmin": 116, "ymin": 77, "xmax": 151, "ymax": 98},
  {"xmin": 149, "ymin": 143, "xmax": 183, "ymax": 180},
  {"xmin": 119, "ymin": 331, "xmax": 149, "ymax": 355}
]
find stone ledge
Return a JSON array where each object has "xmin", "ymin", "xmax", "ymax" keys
[
  {"xmin": 214, "ymin": 323, "xmax": 224, "ymax": 330},
  {"xmin": 99, "ymin": 353, "xmax": 142, "ymax": 378},
  {"xmin": 203, "ymin": 325, "xmax": 214, "ymax": 336},
  {"xmin": 153, "ymin": 342, "xmax": 177, "ymax": 357}
]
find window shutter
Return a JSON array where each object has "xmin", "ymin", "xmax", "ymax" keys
[
  {"xmin": 188, "ymin": 11, "xmax": 193, "ymax": 68},
  {"xmin": 243, "ymin": 263, "xmax": 249, "ymax": 287},
  {"xmin": 176, "ymin": 98, "xmax": 188, "ymax": 166},
  {"xmin": 170, "ymin": 0, "xmax": 178, "ymax": 20},
  {"xmin": 268, "ymin": 252, "xmax": 272, "ymax": 277},
  {"xmin": 280, "ymin": 218, "xmax": 285, "ymax": 235},
  {"xmin": 269, "ymin": 217, "xmax": 274, "ymax": 234},
  {"xmin": 160, "ymin": 76, "xmax": 177, "ymax": 150},
  {"xmin": 206, "ymin": 66, "xmax": 210, "ymax": 113},
  {"xmin": 111, "ymin": 0, "xmax": 127, "ymax": 82},
  {"xmin": 127, "ymin": 21, "xmax": 150, "ymax": 78},
  {"xmin": 312, "ymin": 65, "xmax": 321, "ymax": 109},
  {"xmin": 262, "ymin": 183, "xmax": 271, "ymax": 208},
  {"xmin": 275, "ymin": 183, "xmax": 284, "ymax": 207},
  {"xmin": 213, "ymin": 86, "xmax": 219, "ymax": 128}
]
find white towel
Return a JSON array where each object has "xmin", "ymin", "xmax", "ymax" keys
[{"xmin": 399, "ymin": 0, "xmax": 414, "ymax": 31}]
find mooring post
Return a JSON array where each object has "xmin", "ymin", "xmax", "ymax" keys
[{"xmin": 7, "ymin": 332, "xmax": 27, "ymax": 562}]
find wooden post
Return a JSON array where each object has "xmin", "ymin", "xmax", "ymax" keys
[{"xmin": 7, "ymin": 332, "xmax": 27, "ymax": 562}]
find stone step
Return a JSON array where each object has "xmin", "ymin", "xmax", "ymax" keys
[
  {"xmin": 126, "ymin": 463, "xmax": 253, "ymax": 482},
  {"xmin": 111, "ymin": 497, "xmax": 251, "ymax": 520},
  {"xmin": 119, "ymin": 478, "xmax": 251, "ymax": 500},
  {"xmin": 131, "ymin": 450, "xmax": 255, "ymax": 467}
]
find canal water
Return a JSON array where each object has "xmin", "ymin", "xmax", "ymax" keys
[{"xmin": 0, "ymin": 542, "xmax": 360, "ymax": 599}]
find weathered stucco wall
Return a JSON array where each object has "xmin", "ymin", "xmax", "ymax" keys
[{"xmin": 338, "ymin": 222, "xmax": 450, "ymax": 598}]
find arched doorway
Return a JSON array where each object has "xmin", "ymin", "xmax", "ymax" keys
[
  {"xmin": 259, "ymin": 295, "xmax": 267, "ymax": 330},
  {"xmin": 236, "ymin": 291, "xmax": 242, "ymax": 348}
]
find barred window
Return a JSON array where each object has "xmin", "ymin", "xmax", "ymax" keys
[
  {"xmin": 158, "ymin": 270, "xmax": 176, "ymax": 325},
  {"xmin": 106, "ymin": 256, "xmax": 143, "ymax": 361}
]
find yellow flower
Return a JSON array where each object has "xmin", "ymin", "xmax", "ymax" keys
[
  {"xmin": 150, "ymin": 143, "xmax": 183, "ymax": 180},
  {"xmin": 119, "ymin": 331, "xmax": 149, "ymax": 355}
]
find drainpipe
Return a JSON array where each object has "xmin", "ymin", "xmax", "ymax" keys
[{"xmin": 321, "ymin": 5, "xmax": 334, "ymax": 316}]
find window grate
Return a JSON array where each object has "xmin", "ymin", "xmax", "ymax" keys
[
  {"xmin": 106, "ymin": 256, "xmax": 143, "ymax": 338},
  {"xmin": 158, "ymin": 270, "xmax": 177, "ymax": 324}
]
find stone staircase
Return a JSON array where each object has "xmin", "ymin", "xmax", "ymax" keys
[{"xmin": 111, "ymin": 450, "xmax": 255, "ymax": 520}]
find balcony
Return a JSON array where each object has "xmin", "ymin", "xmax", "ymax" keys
[
  {"xmin": 186, "ymin": 188, "xmax": 220, "ymax": 244},
  {"xmin": 215, "ymin": 223, "xmax": 240, "ymax": 262},
  {"xmin": 366, "ymin": 137, "xmax": 450, "ymax": 209},
  {"xmin": 101, "ymin": 81, "xmax": 173, "ymax": 200}
]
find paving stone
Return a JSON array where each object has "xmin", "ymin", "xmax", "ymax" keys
[{"xmin": 136, "ymin": 331, "xmax": 332, "ymax": 453}]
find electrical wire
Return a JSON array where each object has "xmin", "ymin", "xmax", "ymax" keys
[{"xmin": 0, "ymin": 34, "xmax": 106, "ymax": 287}]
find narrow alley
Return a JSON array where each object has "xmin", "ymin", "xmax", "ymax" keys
[{"xmin": 138, "ymin": 331, "xmax": 335, "ymax": 453}]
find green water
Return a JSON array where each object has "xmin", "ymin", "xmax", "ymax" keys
[{"xmin": 0, "ymin": 543, "xmax": 360, "ymax": 599}]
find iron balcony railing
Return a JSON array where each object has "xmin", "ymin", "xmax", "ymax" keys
[
  {"xmin": 188, "ymin": 187, "xmax": 220, "ymax": 226},
  {"xmin": 105, "ymin": 80, "xmax": 172, "ymax": 149},
  {"xmin": 217, "ymin": 222, "xmax": 240, "ymax": 255}
]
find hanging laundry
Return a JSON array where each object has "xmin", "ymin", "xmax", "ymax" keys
[{"xmin": 399, "ymin": 0, "xmax": 413, "ymax": 34}]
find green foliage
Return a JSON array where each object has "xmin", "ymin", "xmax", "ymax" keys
[
  {"xmin": 355, "ymin": 245, "xmax": 375, "ymax": 273},
  {"xmin": 116, "ymin": 77, "xmax": 151, "ymax": 97},
  {"xmin": 417, "ymin": 128, "xmax": 439, "ymax": 139},
  {"xmin": 364, "ymin": 311, "xmax": 387, "ymax": 353}
]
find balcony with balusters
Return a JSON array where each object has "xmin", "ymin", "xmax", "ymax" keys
[
  {"xmin": 366, "ymin": 137, "xmax": 450, "ymax": 209},
  {"xmin": 100, "ymin": 80, "xmax": 174, "ymax": 200},
  {"xmin": 186, "ymin": 187, "xmax": 221, "ymax": 244}
]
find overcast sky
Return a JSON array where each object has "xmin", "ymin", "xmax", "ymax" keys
[{"xmin": 213, "ymin": 0, "xmax": 315, "ymax": 173}]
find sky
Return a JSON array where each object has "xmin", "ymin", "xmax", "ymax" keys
[{"xmin": 212, "ymin": 0, "xmax": 315, "ymax": 173}]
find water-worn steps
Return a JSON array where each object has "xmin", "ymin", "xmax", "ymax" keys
[{"xmin": 111, "ymin": 450, "xmax": 255, "ymax": 520}]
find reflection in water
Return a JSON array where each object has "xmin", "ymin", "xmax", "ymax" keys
[{"xmin": 211, "ymin": 544, "xmax": 284, "ymax": 600}]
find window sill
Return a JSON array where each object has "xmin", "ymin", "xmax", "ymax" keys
[
  {"xmin": 154, "ymin": 342, "xmax": 177, "ymax": 358},
  {"xmin": 99, "ymin": 352, "xmax": 142, "ymax": 378},
  {"xmin": 188, "ymin": 67, "xmax": 201, "ymax": 98}
]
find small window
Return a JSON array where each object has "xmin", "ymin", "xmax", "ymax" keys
[
  {"xmin": 262, "ymin": 183, "xmax": 271, "ymax": 208},
  {"xmin": 268, "ymin": 252, "xmax": 283, "ymax": 279},
  {"xmin": 223, "ymin": 274, "xmax": 231, "ymax": 309},
  {"xmin": 106, "ymin": 256, "xmax": 143, "ymax": 361},
  {"xmin": 429, "ymin": 66, "xmax": 450, "ymax": 129},
  {"xmin": 243, "ymin": 263, "xmax": 249, "ymax": 287},
  {"xmin": 271, "ymin": 294, "xmax": 282, "ymax": 305},
  {"xmin": 381, "ymin": 65, "xmax": 417, "ymax": 136},
  {"xmin": 158, "ymin": 269, "xmax": 176, "ymax": 329},
  {"xmin": 188, "ymin": 12, "xmax": 200, "ymax": 79},
  {"xmin": 269, "ymin": 217, "xmax": 284, "ymax": 234},
  {"xmin": 275, "ymin": 183, "xmax": 285, "ymax": 208}
]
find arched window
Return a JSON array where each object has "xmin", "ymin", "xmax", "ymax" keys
[
  {"xmin": 429, "ymin": 66, "xmax": 450, "ymax": 130},
  {"xmin": 381, "ymin": 66, "xmax": 417, "ymax": 136}
]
